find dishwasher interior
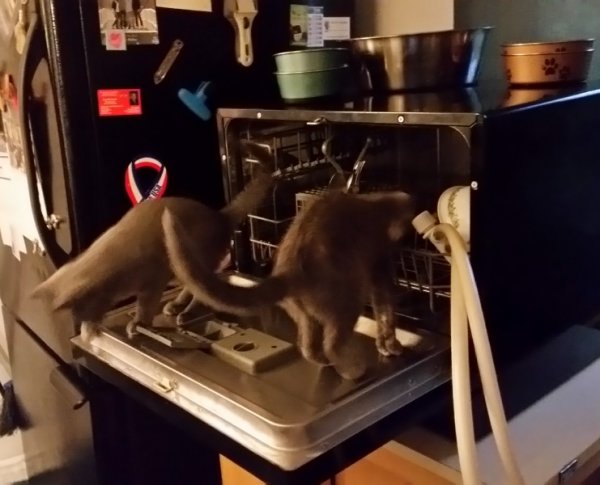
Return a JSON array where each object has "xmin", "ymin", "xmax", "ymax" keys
[{"xmin": 224, "ymin": 117, "xmax": 472, "ymax": 334}]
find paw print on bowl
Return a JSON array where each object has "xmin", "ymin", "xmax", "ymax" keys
[
  {"xmin": 505, "ymin": 68, "xmax": 512, "ymax": 81},
  {"xmin": 542, "ymin": 58, "xmax": 559, "ymax": 76},
  {"xmin": 559, "ymin": 65, "xmax": 571, "ymax": 81}
]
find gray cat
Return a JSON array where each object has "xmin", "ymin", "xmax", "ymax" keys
[
  {"xmin": 32, "ymin": 143, "xmax": 277, "ymax": 341},
  {"xmin": 162, "ymin": 190, "xmax": 414, "ymax": 379}
]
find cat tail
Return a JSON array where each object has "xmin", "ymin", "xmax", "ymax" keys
[
  {"xmin": 220, "ymin": 170, "xmax": 275, "ymax": 227},
  {"xmin": 162, "ymin": 209, "xmax": 287, "ymax": 316},
  {"xmin": 220, "ymin": 141, "xmax": 282, "ymax": 227}
]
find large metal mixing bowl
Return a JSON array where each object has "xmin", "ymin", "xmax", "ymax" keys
[{"xmin": 349, "ymin": 27, "xmax": 493, "ymax": 92}]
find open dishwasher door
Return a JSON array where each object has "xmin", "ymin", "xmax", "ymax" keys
[{"xmin": 72, "ymin": 282, "xmax": 450, "ymax": 473}]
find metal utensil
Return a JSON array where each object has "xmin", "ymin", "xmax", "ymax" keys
[
  {"xmin": 321, "ymin": 137, "xmax": 346, "ymax": 188},
  {"xmin": 346, "ymin": 137, "xmax": 373, "ymax": 194},
  {"xmin": 154, "ymin": 39, "xmax": 184, "ymax": 85},
  {"xmin": 349, "ymin": 27, "xmax": 493, "ymax": 91}
]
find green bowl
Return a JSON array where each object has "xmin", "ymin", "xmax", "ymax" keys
[
  {"xmin": 274, "ymin": 48, "xmax": 350, "ymax": 73},
  {"xmin": 275, "ymin": 65, "xmax": 350, "ymax": 101}
]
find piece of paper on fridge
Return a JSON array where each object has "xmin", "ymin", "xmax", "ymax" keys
[
  {"xmin": 14, "ymin": 169, "xmax": 44, "ymax": 244},
  {"xmin": 98, "ymin": 0, "xmax": 160, "ymax": 46},
  {"xmin": 156, "ymin": 0, "xmax": 212, "ymax": 12},
  {"xmin": 1, "ymin": 108, "xmax": 25, "ymax": 173},
  {"xmin": 0, "ymin": 107, "xmax": 43, "ymax": 258},
  {"xmin": 0, "ymin": 0, "xmax": 17, "ymax": 44},
  {"xmin": 0, "ymin": 171, "xmax": 43, "ymax": 257},
  {"xmin": 290, "ymin": 4, "xmax": 324, "ymax": 48},
  {"xmin": 0, "ymin": 176, "xmax": 11, "ymax": 252},
  {"xmin": 323, "ymin": 17, "xmax": 351, "ymax": 41},
  {"xmin": 0, "ymin": 219, "xmax": 11, "ymax": 250},
  {"xmin": 10, "ymin": 226, "xmax": 25, "ymax": 261},
  {"xmin": 0, "ymin": 153, "xmax": 44, "ymax": 257},
  {"xmin": 0, "ymin": 222, "xmax": 24, "ymax": 261},
  {"xmin": 0, "ymin": 132, "xmax": 9, "ymax": 180}
]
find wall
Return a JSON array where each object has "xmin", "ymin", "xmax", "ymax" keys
[
  {"xmin": 0, "ymin": 304, "xmax": 27, "ymax": 484},
  {"xmin": 353, "ymin": 0, "xmax": 454, "ymax": 37},
  {"xmin": 454, "ymin": 0, "xmax": 600, "ymax": 81},
  {"xmin": 0, "ymin": 127, "xmax": 26, "ymax": 483}
]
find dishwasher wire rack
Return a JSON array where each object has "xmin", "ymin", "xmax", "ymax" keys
[{"xmin": 239, "ymin": 124, "xmax": 451, "ymax": 315}]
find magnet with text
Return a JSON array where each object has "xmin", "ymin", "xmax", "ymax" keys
[
  {"xmin": 290, "ymin": 4, "xmax": 324, "ymax": 47},
  {"xmin": 98, "ymin": 0, "xmax": 159, "ymax": 46},
  {"xmin": 124, "ymin": 157, "xmax": 168, "ymax": 206},
  {"xmin": 97, "ymin": 88, "xmax": 142, "ymax": 117}
]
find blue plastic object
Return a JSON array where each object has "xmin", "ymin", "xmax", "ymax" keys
[{"xmin": 178, "ymin": 81, "xmax": 212, "ymax": 121}]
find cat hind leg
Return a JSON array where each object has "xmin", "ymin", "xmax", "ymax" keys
[
  {"xmin": 323, "ymin": 321, "xmax": 367, "ymax": 380},
  {"xmin": 284, "ymin": 300, "xmax": 330, "ymax": 366},
  {"xmin": 371, "ymin": 262, "xmax": 404, "ymax": 357},
  {"xmin": 371, "ymin": 289, "xmax": 403, "ymax": 357}
]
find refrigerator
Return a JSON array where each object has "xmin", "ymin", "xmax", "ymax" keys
[{"xmin": 0, "ymin": 0, "xmax": 337, "ymax": 481}]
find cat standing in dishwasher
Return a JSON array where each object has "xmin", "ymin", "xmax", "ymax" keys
[
  {"xmin": 163, "ymin": 189, "xmax": 415, "ymax": 380},
  {"xmin": 32, "ymin": 142, "xmax": 278, "ymax": 341}
]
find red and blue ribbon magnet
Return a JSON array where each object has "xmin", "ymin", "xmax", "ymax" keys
[{"xmin": 124, "ymin": 157, "xmax": 168, "ymax": 205}]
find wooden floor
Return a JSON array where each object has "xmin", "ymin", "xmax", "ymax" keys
[{"xmin": 220, "ymin": 446, "xmax": 455, "ymax": 485}]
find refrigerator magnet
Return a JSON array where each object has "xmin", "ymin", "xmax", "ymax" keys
[
  {"xmin": 105, "ymin": 29, "xmax": 127, "ymax": 51},
  {"xmin": 98, "ymin": 0, "xmax": 160, "ymax": 47},
  {"xmin": 290, "ymin": 4, "xmax": 324, "ymax": 48},
  {"xmin": 124, "ymin": 157, "xmax": 168, "ymax": 205},
  {"xmin": 97, "ymin": 88, "xmax": 142, "ymax": 117}
]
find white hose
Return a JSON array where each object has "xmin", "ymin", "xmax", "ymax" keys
[
  {"xmin": 413, "ymin": 211, "xmax": 524, "ymax": 485},
  {"xmin": 450, "ymin": 263, "xmax": 482, "ymax": 485},
  {"xmin": 435, "ymin": 223, "xmax": 525, "ymax": 485}
]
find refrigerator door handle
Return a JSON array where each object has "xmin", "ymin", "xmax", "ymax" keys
[
  {"xmin": 49, "ymin": 365, "xmax": 88, "ymax": 410},
  {"xmin": 18, "ymin": 12, "xmax": 69, "ymax": 268},
  {"xmin": 15, "ymin": 317, "xmax": 88, "ymax": 410}
]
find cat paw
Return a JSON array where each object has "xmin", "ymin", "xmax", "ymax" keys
[
  {"xmin": 162, "ymin": 300, "xmax": 186, "ymax": 316},
  {"xmin": 334, "ymin": 361, "xmax": 367, "ymax": 380},
  {"xmin": 126, "ymin": 321, "xmax": 140, "ymax": 339},
  {"xmin": 301, "ymin": 349, "xmax": 330, "ymax": 366},
  {"xmin": 175, "ymin": 312, "xmax": 194, "ymax": 326},
  {"xmin": 80, "ymin": 322, "xmax": 100, "ymax": 343},
  {"xmin": 376, "ymin": 336, "xmax": 404, "ymax": 357}
]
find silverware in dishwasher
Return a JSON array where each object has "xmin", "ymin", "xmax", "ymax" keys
[{"xmin": 346, "ymin": 137, "xmax": 373, "ymax": 194}]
